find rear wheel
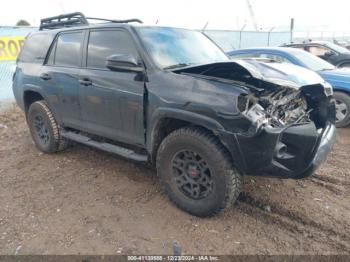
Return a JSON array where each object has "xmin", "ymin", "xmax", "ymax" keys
[
  {"xmin": 333, "ymin": 91, "xmax": 350, "ymax": 127},
  {"xmin": 27, "ymin": 101, "xmax": 69, "ymax": 153},
  {"xmin": 156, "ymin": 127, "xmax": 242, "ymax": 217}
]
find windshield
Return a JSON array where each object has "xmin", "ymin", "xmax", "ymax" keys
[
  {"xmin": 137, "ymin": 27, "xmax": 228, "ymax": 69},
  {"xmin": 291, "ymin": 49, "xmax": 335, "ymax": 71},
  {"xmin": 324, "ymin": 42, "xmax": 350, "ymax": 54}
]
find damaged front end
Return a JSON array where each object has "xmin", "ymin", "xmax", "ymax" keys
[
  {"xmin": 237, "ymin": 74, "xmax": 334, "ymax": 135},
  {"xmin": 174, "ymin": 60, "xmax": 336, "ymax": 179}
]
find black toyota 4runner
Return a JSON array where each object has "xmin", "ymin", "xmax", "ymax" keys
[{"xmin": 13, "ymin": 13, "xmax": 336, "ymax": 217}]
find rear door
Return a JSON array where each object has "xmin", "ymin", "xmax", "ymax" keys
[
  {"xmin": 79, "ymin": 28, "xmax": 145, "ymax": 146},
  {"xmin": 43, "ymin": 30, "xmax": 85, "ymax": 128}
]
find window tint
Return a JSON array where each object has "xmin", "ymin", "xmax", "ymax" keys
[
  {"xmin": 87, "ymin": 30, "xmax": 138, "ymax": 69},
  {"xmin": 18, "ymin": 33, "xmax": 54, "ymax": 63},
  {"xmin": 54, "ymin": 32, "xmax": 83, "ymax": 67}
]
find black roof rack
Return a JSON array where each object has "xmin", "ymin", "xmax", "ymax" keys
[{"xmin": 39, "ymin": 12, "xmax": 143, "ymax": 30}]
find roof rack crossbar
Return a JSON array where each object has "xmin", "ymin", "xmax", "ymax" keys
[{"xmin": 40, "ymin": 12, "xmax": 143, "ymax": 30}]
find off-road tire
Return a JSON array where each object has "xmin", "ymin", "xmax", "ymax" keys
[
  {"xmin": 333, "ymin": 91, "xmax": 350, "ymax": 127},
  {"xmin": 156, "ymin": 127, "xmax": 242, "ymax": 217},
  {"xmin": 27, "ymin": 100, "xmax": 69, "ymax": 153}
]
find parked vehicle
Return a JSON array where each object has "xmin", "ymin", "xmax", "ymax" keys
[
  {"xmin": 284, "ymin": 41, "xmax": 350, "ymax": 68},
  {"xmin": 13, "ymin": 13, "xmax": 336, "ymax": 217},
  {"xmin": 227, "ymin": 47, "xmax": 350, "ymax": 127}
]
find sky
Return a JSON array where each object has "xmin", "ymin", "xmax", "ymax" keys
[{"xmin": 1, "ymin": 0, "xmax": 350, "ymax": 32}]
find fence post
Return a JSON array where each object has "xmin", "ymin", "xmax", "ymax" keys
[
  {"xmin": 290, "ymin": 18, "xmax": 294, "ymax": 43},
  {"xmin": 239, "ymin": 24, "xmax": 246, "ymax": 49},
  {"xmin": 267, "ymin": 27, "xmax": 275, "ymax": 46}
]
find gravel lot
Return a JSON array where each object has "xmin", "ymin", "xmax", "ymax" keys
[{"xmin": 0, "ymin": 105, "xmax": 349, "ymax": 255}]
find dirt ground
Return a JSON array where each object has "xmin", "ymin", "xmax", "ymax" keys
[{"xmin": 0, "ymin": 105, "xmax": 349, "ymax": 255}]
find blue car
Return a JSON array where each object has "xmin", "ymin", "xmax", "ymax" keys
[{"xmin": 227, "ymin": 47, "xmax": 350, "ymax": 127}]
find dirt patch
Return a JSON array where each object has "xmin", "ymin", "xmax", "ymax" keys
[{"xmin": 0, "ymin": 106, "xmax": 349, "ymax": 255}]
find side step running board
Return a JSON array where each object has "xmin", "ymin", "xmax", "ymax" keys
[{"xmin": 61, "ymin": 131, "xmax": 148, "ymax": 162}]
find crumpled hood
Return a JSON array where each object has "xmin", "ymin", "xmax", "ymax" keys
[
  {"xmin": 174, "ymin": 60, "xmax": 327, "ymax": 89},
  {"xmin": 235, "ymin": 60, "xmax": 327, "ymax": 88}
]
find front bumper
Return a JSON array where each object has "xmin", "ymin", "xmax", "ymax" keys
[{"xmin": 219, "ymin": 122, "xmax": 336, "ymax": 179}]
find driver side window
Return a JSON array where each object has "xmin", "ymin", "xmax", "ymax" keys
[{"xmin": 87, "ymin": 30, "xmax": 139, "ymax": 69}]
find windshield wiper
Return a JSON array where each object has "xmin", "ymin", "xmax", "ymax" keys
[{"xmin": 163, "ymin": 63, "xmax": 192, "ymax": 70}]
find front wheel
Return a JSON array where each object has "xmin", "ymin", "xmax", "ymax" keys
[
  {"xmin": 333, "ymin": 91, "xmax": 350, "ymax": 127},
  {"xmin": 156, "ymin": 127, "xmax": 242, "ymax": 217}
]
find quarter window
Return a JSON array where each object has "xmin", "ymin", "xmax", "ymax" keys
[
  {"xmin": 18, "ymin": 33, "xmax": 54, "ymax": 63},
  {"xmin": 87, "ymin": 30, "xmax": 138, "ymax": 69},
  {"xmin": 54, "ymin": 32, "xmax": 83, "ymax": 67}
]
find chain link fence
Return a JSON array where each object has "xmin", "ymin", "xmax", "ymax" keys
[
  {"xmin": 203, "ymin": 30, "xmax": 291, "ymax": 51},
  {"xmin": 293, "ymin": 31, "xmax": 350, "ymax": 46}
]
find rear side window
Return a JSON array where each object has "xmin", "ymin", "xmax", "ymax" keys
[
  {"xmin": 18, "ymin": 33, "xmax": 54, "ymax": 63},
  {"xmin": 87, "ymin": 30, "xmax": 138, "ymax": 69},
  {"xmin": 53, "ymin": 32, "xmax": 83, "ymax": 67}
]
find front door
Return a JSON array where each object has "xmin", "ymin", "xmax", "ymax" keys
[{"xmin": 79, "ymin": 29, "xmax": 145, "ymax": 146}]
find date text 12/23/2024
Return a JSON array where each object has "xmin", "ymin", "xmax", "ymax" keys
[{"xmin": 127, "ymin": 256, "xmax": 219, "ymax": 261}]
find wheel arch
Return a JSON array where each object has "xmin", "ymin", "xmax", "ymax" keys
[
  {"xmin": 332, "ymin": 89, "xmax": 350, "ymax": 127},
  {"xmin": 336, "ymin": 60, "xmax": 350, "ymax": 67},
  {"xmin": 147, "ymin": 108, "xmax": 233, "ymax": 165},
  {"xmin": 23, "ymin": 89, "xmax": 45, "ymax": 114},
  {"xmin": 333, "ymin": 88, "xmax": 350, "ymax": 96}
]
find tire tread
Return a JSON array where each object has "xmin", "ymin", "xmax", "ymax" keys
[{"xmin": 156, "ymin": 127, "xmax": 242, "ymax": 217}]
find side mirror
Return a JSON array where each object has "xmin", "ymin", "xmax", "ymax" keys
[{"xmin": 106, "ymin": 54, "xmax": 143, "ymax": 72}]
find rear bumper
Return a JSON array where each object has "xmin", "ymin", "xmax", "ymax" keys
[{"xmin": 219, "ymin": 122, "xmax": 336, "ymax": 179}]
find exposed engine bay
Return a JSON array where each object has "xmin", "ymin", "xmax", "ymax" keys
[
  {"xmin": 239, "ymin": 86, "xmax": 311, "ymax": 129},
  {"xmin": 174, "ymin": 60, "xmax": 334, "ymax": 133}
]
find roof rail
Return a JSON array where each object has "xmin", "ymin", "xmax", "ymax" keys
[
  {"xmin": 85, "ymin": 17, "xmax": 143, "ymax": 24},
  {"xmin": 39, "ymin": 12, "xmax": 143, "ymax": 30}
]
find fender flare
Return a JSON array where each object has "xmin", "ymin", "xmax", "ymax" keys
[
  {"xmin": 22, "ymin": 86, "xmax": 61, "ymax": 122},
  {"xmin": 147, "ymin": 107, "xmax": 224, "ymax": 151}
]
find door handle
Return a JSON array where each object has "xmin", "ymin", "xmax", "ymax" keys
[
  {"xmin": 79, "ymin": 78, "xmax": 92, "ymax": 86},
  {"xmin": 40, "ymin": 73, "xmax": 51, "ymax": 80}
]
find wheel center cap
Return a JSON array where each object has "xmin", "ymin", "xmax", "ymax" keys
[{"xmin": 187, "ymin": 165, "xmax": 199, "ymax": 178}]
